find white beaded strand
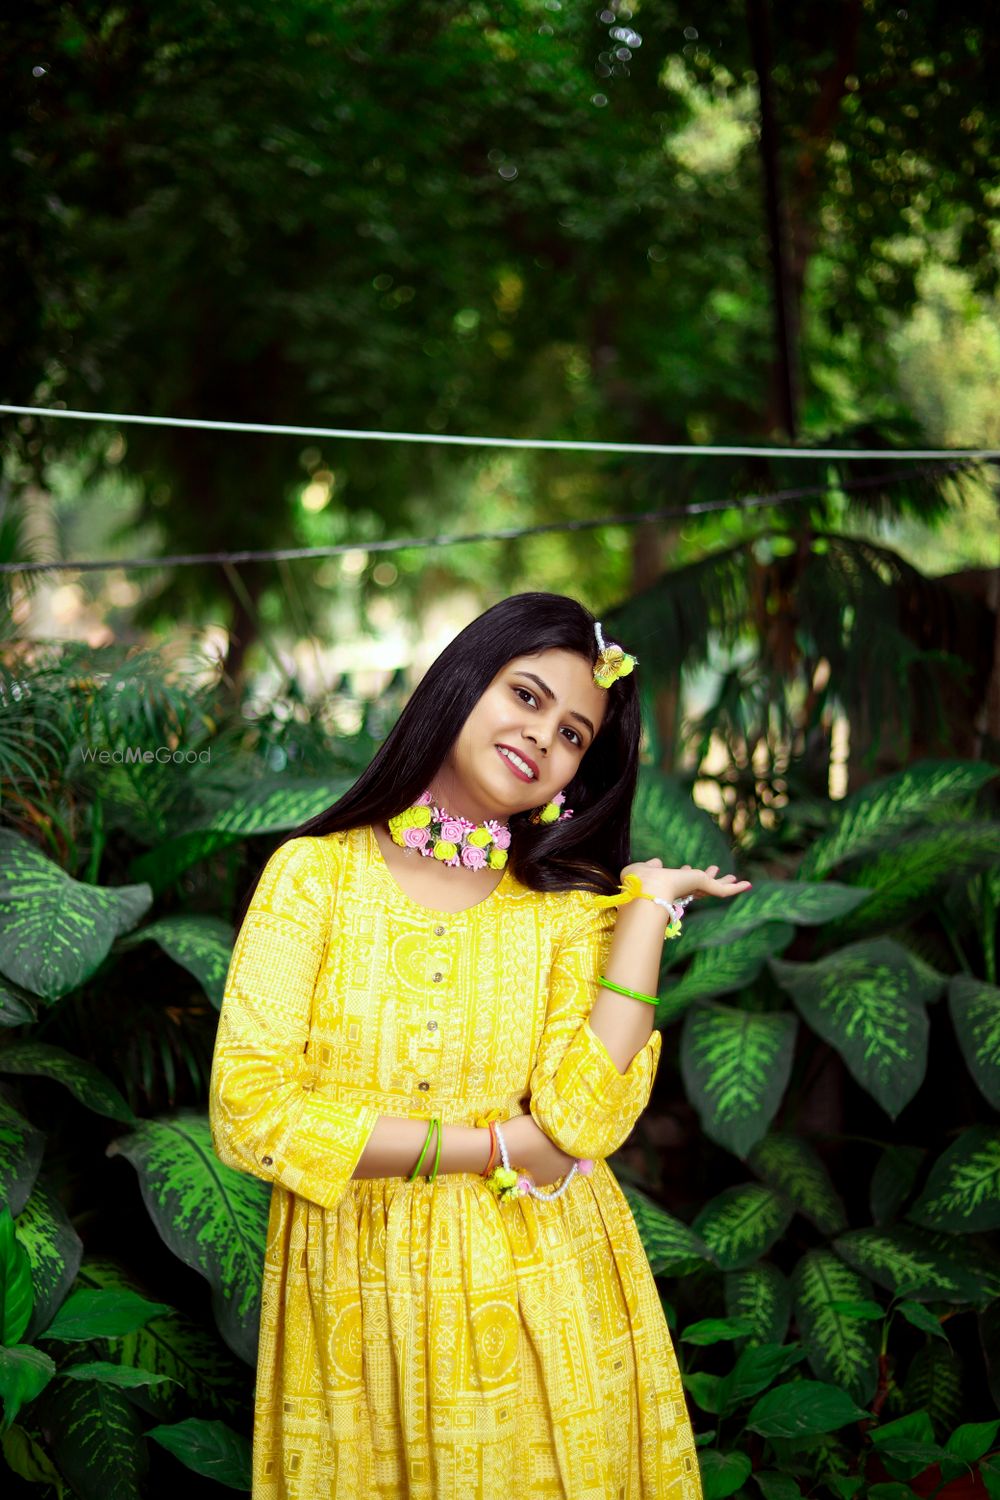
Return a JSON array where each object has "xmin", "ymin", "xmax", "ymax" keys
[{"xmin": 493, "ymin": 1121, "xmax": 580, "ymax": 1202}]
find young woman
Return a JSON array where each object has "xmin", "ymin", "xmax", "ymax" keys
[{"xmin": 209, "ymin": 590, "xmax": 751, "ymax": 1500}]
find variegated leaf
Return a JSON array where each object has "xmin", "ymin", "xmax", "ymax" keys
[
  {"xmin": 748, "ymin": 1133, "xmax": 847, "ymax": 1236},
  {"xmin": 15, "ymin": 1176, "xmax": 84, "ymax": 1343},
  {"xmin": 107, "ymin": 1113, "xmax": 269, "ymax": 1366},
  {"xmin": 870, "ymin": 1145, "xmax": 925, "ymax": 1225},
  {"xmin": 834, "ymin": 1225, "xmax": 1000, "ymax": 1306},
  {"xmin": 0, "ymin": 1042, "xmax": 135, "ymax": 1123},
  {"xmin": 949, "ymin": 976, "xmax": 1000, "ymax": 1110},
  {"xmin": 669, "ymin": 880, "xmax": 869, "ymax": 962},
  {"xmin": 0, "ymin": 1345, "xmax": 57, "ymax": 1431},
  {"xmin": 120, "ymin": 916, "xmax": 233, "ymax": 1009},
  {"xmin": 908, "ymin": 1127, "xmax": 1000, "ymax": 1233},
  {"xmin": 903, "ymin": 1342, "xmax": 963, "ymax": 1431},
  {"xmin": 791, "ymin": 1249, "xmax": 880, "ymax": 1403},
  {"xmin": 0, "ymin": 1094, "xmax": 45, "ymax": 1218},
  {"xmin": 724, "ymin": 1262, "xmax": 792, "ymax": 1347},
  {"xmin": 0, "ymin": 831, "xmax": 151, "ymax": 1001},
  {"xmin": 31, "ymin": 1375, "xmax": 148, "ymax": 1500},
  {"xmin": 660, "ymin": 922, "xmax": 794, "ymax": 1017},
  {"xmin": 681, "ymin": 1003, "xmax": 797, "ymax": 1157},
  {"xmin": 0, "ymin": 974, "xmax": 39, "ymax": 1027},
  {"xmin": 630, "ymin": 769, "xmax": 730, "ymax": 873},
  {"xmin": 692, "ymin": 1184, "xmax": 793, "ymax": 1271},
  {"xmin": 798, "ymin": 760, "xmax": 998, "ymax": 881},
  {"xmin": 770, "ymin": 938, "xmax": 944, "ymax": 1118},
  {"xmin": 146, "ymin": 1416, "xmax": 252, "ymax": 1490},
  {"xmin": 826, "ymin": 823, "xmax": 1000, "ymax": 940},
  {"xmin": 619, "ymin": 1181, "xmax": 715, "ymax": 1274},
  {"xmin": 129, "ymin": 776, "xmax": 354, "ymax": 891}
]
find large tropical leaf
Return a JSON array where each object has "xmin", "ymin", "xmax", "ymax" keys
[
  {"xmin": 697, "ymin": 1448, "xmax": 751, "ymax": 1499},
  {"xmin": 769, "ymin": 938, "xmax": 944, "ymax": 1118},
  {"xmin": 31, "ymin": 1374, "xmax": 148, "ymax": 1500},
  {"xmin": 746, "ymin": 1380, "xmax": 870, "ymax": 1437},
  {"xmin": 659, "ymin": 922, "xmax": 794, "ymax": 1017},
  {"xmin": 630, "ymin": 769, "xmax": 731, "ymax": 872},
  {"xmin": 723, "ymin": 1262, "xmax": 792, "ymax": 1348},
  {"xmin": 0, "ymin": 1095, "xmax": 45, "ymax": 1218},
  {"xmin": 870, "ymin": 1145, "xmax": 925, "ymax": 1226},
  {"xmin": 692, "ymin": 1184, "xmax": 794, "ymax": 1271},
  {"xmin": 825, "ymin": 823, "xmax": 1000, "ymax": 941},
  {"xmin": 128, "ymin": 776, "xmax": 353, "ymax": 891},
  {"xmin": 119, "ymin": 916, "xmax": 233, "ymax": 1009},
  {"xmin": 146, "ymin": 1416, "xmax": 252, "ymax": 1489},
  {"xmin": 902, "ymin": 1342, "xmax": 963, "ymax": 1432},
  {"xmin": 0, "ymin": 832, "xmax": 151, "ymax": 1000},
  {"xmin": 0, "ymin": 975, "xmax": 39, "ymax": 1027},
  {"xmin": 680, "ymin": 1003, "xmax": 797, "ymax": 1157},
  {"xmin": 0, "ymin": 1042, "xmax": 136, "ymax": 1123},
  {"xmin": 799, "ymin": 761, "xmax": 998, "ymax": 881},
  {"xmin": 908, "ymin": 1127, "xmax": 1000, "ymax": 1234},
  {"xmin": 949, "ymin": 976, "xmax": 1000, "ymax": 1110},
  {"xmin": 791, "ymin": 1250, "xmax": 880, "ymax": 1403},
  {"xmin": 106, "ymin": 1113, "xmax": 269, "ymax": 1365},
  {"xmin": 41, "ymin": 1288, "xmax": 173, "ymax": 1343},
  {"xmin": 619, "ymin": 1182, "xmax": 715, "ymax": 1275},
  {"xmin": 15, "ymin": 1177, "xmax": 84, "ymax": 1344},
  {"xmin": 748, "ymin": 1134, "xmax": 847, "ymax": 1236},
  {"xmin": 669, "ymin": 880, "xmax": 869, "ymax": 962},
  {"xmin": 0, "ymin": 1345, "xmax": 57, "ymax": 1431},
  {"xmin": 834, "ymin": 1225, "xmax": 1000, "ymax": 1306}
]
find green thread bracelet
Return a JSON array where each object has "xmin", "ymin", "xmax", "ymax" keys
[
  {"xmin": 598, "ymin": 975, "xmax": 658, "ymax": 1006},
  {"xmin": 430, "ymin": 1117, "xmax": 443, "ymax": 1183},
  {"xmin": 408, "ymin": 1116, "xmax": 439, "ymax": 1181}
]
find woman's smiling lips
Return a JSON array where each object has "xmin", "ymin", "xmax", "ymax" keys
[{"xmin": 495, "ymin": 744, "xmax": 538, "ymax": 781}]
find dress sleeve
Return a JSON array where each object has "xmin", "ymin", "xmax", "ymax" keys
[
  {"xmin": 528, "ymin": 897, "xmax": 662, "ymax": 1160},
  {"xmin": 209, "ymin": 836, "xmax": 380, "ymax": 1211}
]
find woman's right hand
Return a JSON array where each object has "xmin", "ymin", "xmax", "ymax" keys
[{"xmin": 501, "ymin": 1113, "xmax": 580, "ymax": 1189}]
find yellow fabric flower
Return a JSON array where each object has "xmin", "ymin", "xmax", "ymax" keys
[
  {"xmin": 487, "ymin": 848, "xmax": 508, "ymax": 870},
  {"xmin": 593, "ymin": 645, "xmax": 637, "ymax": 690},
  {"xmin": 592, "ymin": 872, "xmax": 646, "ymax": 909},
  {"xmin": 434, "ymin": 840, "xmax": 458, "ymax": 861},
  {"xmin": 538, "ymin": 801, "xmax": 561, "ymax": 824},
  {"xmin": 467, "ymin": 827, "xmax": 492, "ymax": 848},
  {"xmin": 388, "ymin": 805, "xmax": 432, "ymax": 837}
]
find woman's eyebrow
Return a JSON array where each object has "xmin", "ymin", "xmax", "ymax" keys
[{"xmin": 516, "ymin": 672, "xmax": 595, "ymax": 740}]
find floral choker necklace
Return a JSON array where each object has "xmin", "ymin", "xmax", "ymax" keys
[{"xmin": 388, "ymin": 790, "xmax": 511, "ymax": 871}]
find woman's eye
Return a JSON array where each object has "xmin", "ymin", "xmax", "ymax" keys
[{"xmin": 513, "ymin": 686, "xmax": 581, "ymax": 747}]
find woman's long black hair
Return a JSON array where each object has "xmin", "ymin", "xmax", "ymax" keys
[{"xmin": 236, "ymin": 592, "xmax": 641, "ymax": 926}]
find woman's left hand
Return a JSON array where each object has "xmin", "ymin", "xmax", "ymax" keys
[{"xmin": 619, "ymin": 858, "xmax": 752, "ymax": 907}]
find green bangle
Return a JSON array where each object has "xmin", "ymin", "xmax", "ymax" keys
[
  {"xmin": 598, "ymin": 975, "xmax": 658, "ymax": 1006},
  {"xmin": 429, "ymin": 1117, "xmax": 443, "ymax": 1184},
  {"xmin": 408, "ymin": 1117, "xmax": 437, "ymax": 1181}
]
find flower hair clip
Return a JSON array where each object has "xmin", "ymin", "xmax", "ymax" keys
[
  {"xmin": 593, "ymin": 620, "xmax": 637, "ymax": 689},
  {"xmin": 528, "ymin": 790, "xmax": 575, "ymax": 825}
]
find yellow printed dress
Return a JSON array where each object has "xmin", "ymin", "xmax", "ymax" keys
[{"xmin": 209, "ymin": 826, "xmax": 702, "ymax": 1500}]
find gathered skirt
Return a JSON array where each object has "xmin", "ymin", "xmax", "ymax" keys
[{"xmin": 252, "ymin": 1162, "xmax": 702, "ymax": 1499}]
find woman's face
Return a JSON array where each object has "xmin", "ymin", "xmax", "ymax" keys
[{"xmin": 435, "ymin": 647, "xmax": 610, "ymax": 824}]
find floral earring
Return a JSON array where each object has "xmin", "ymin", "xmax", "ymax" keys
[{"xmin": 529, "ymin": 790, "xmax": 574, "ymax": 825}]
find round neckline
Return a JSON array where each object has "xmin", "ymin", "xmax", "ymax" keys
[{"xmin": 363, "ymin": 821, "xmax": 513, "ymax": 918}]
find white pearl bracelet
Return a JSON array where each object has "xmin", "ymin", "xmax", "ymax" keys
[{"xmin": 493, "ymin": 1120, "xmax": 580, "ymax": 1202}]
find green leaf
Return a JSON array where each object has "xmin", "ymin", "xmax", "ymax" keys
[
  {"xmin": 0, "ymin": 831, "xmax": 151, "ymax": 1000},
  {"xmin": 697, "ymin": 1447, "xmax": 752, "ymax": 1499},
  {"xmin": 119, "ymin": 916, "xmax": 233, "ymax": 1009},
  {"xmin": 724, "ymin": 1262, "xmax": 792, "ymax": 1347},
  {"xmin": 944, "ymin": 1419, "xmax": 1000, "ymax": 1465},
  {"xmin": 14, "ymin": 1177, "xmax": 83, "ymax": 1344},
  {"xmin": 630, "ymin": 769, "xmax": 731, "ymax": 874},
  {"xmin": 798, "ymin": 761, "xmax": 999, "ymax": 881},
  {"xmin": 791, "ymin": 1250, "xmax": 881, "ymax": 1403},
  {"xmin": 693, "ymin": 1185, "xmax": 794, "ymax": 1271},
  {"xmin": 746, "ymin": 1379, "xmax": 870, "ymax": 1437},
  {"xmin": 903, "ymin": 1342, "xmax": 963, "ymax": 1431},
  {"xmin": 949, "ymin": 976, "xmax": 1000, "ymax": 1110},
  {"xmin": 682, "ymin": 1371, "xmax": 723, "ymax": 1414},
  {"xmin": 895, "ymin": 1301, "xmax": 948, "ymax": 1341},
  {"xmin": 0, "ymin": 1421, "xmax": 70, "ymax": 1494},
  {"xmin": 755, "ymin": 1473, "xmax": 803, "ymax": 1500},
  {"xmin": 870, "ymin": 1410, "xmax": 947, "ymax": 1480},
  {"xmin": 146, "ymin": 1416, "xmax": 252, "ymax": 1490},
  {"xmin": 0, "ymin": 975, "xmax": 39, "ymax": 1027},
  {"xmin": 908, "ymin": 1126, "xmax": 1000, "ymax": 1233},
  {"xmin": 681, "ymin": 1003, "xmax": 797, "ymax": 1156},
  {"xmin": 749, "ymin": 1133, "xmax": 847, "ymax": 1236},
  {"xmin": 659, "ymin": 922, "xmax": 794, "ymax": 1018},
  {"xmin": 770, "ymin": 938, "xmax": 944, "ymax": 1118},
  {"xmin": 31, "ymin": 1375, "xmax": 148, "ymax": 1500},
  {"xmin": 671, "ymin": 880, "xmax": 868, "ymax": 960},
  {"xmin": 0, "ymin": 1099, "xmax": 44, "ymax": 1228},
  {"xmin": 0, "ymin": 1206, "xmax": 35, "ymax": 1345},
  {"xmin": 870, "ymin": 1144, "xmax": 924, "ymax": 1225},
  {"xmin": 40, "ymin": 1288, "xmax": 173, "ymax": 1343},
  {"xmin": 827, "ymin": 823, "xmax": 1000, "ymax": 940},
  {"xmin": 0, "ymin": 1041, "xmax": 136, "ymax": 1123},
  {"xmin": 834, "ymin": 1225, "xmax": 1000, "ymax": 1306},
  {"xmin": 681, "ymin": 1316, "xmax": 757, "ymax": 1346},
  {"xmin": 0, "ymin": 1344, "xmax": 57, "ymax": 1431},
  {"xmin": 717, "ymin": 1342, "xmax": 806, "ymax": 1415},
  {"xmin": 106, "ymin": 1113, "xmax": 269, "ymax": 1365},
  {"xmin": 61, "ymin": 1360, "xmax": 178, "ymax": 1391},
  {"xmin": 620, "ymin": 1182, "xmax": 715, "ymax": 1275}
]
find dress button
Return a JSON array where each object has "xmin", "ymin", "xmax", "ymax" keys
[
  {"xmin": 261, "ymin": 1155, "xmax": 273, "ymax": 1166},
  {"xmin": 417, "ymin": 1080, "xmax": 430, "ymax": 1091},
  {"xmin": 432, "ymin": 972, "xmax": 443, "ymax": 982},
  {"xmin": 434, "ymin": 924, "xmax": 446, "ymax": 936},
  {"xmin": 427, "ymin": 1020, "xmax": 438, "ymax": 1031}
]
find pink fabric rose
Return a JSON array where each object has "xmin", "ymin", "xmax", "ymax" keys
[
  {"xmin": 403, "ymin": 826, "xmax": 429, "ymax": 849},
  {"xmin": 415, "ymin": 790, "xmax": 434, "ymax": 805},
  {"xmin": 491, "ymin": 824, "xmax": 511, "ymax": 850},
  {"xmin": 440, "ymin": 818, "xmax": 465, "ymax": 843},
  {"xmin": 461, "ymin": 844, "xmax": 487, "ymax": 870}
]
